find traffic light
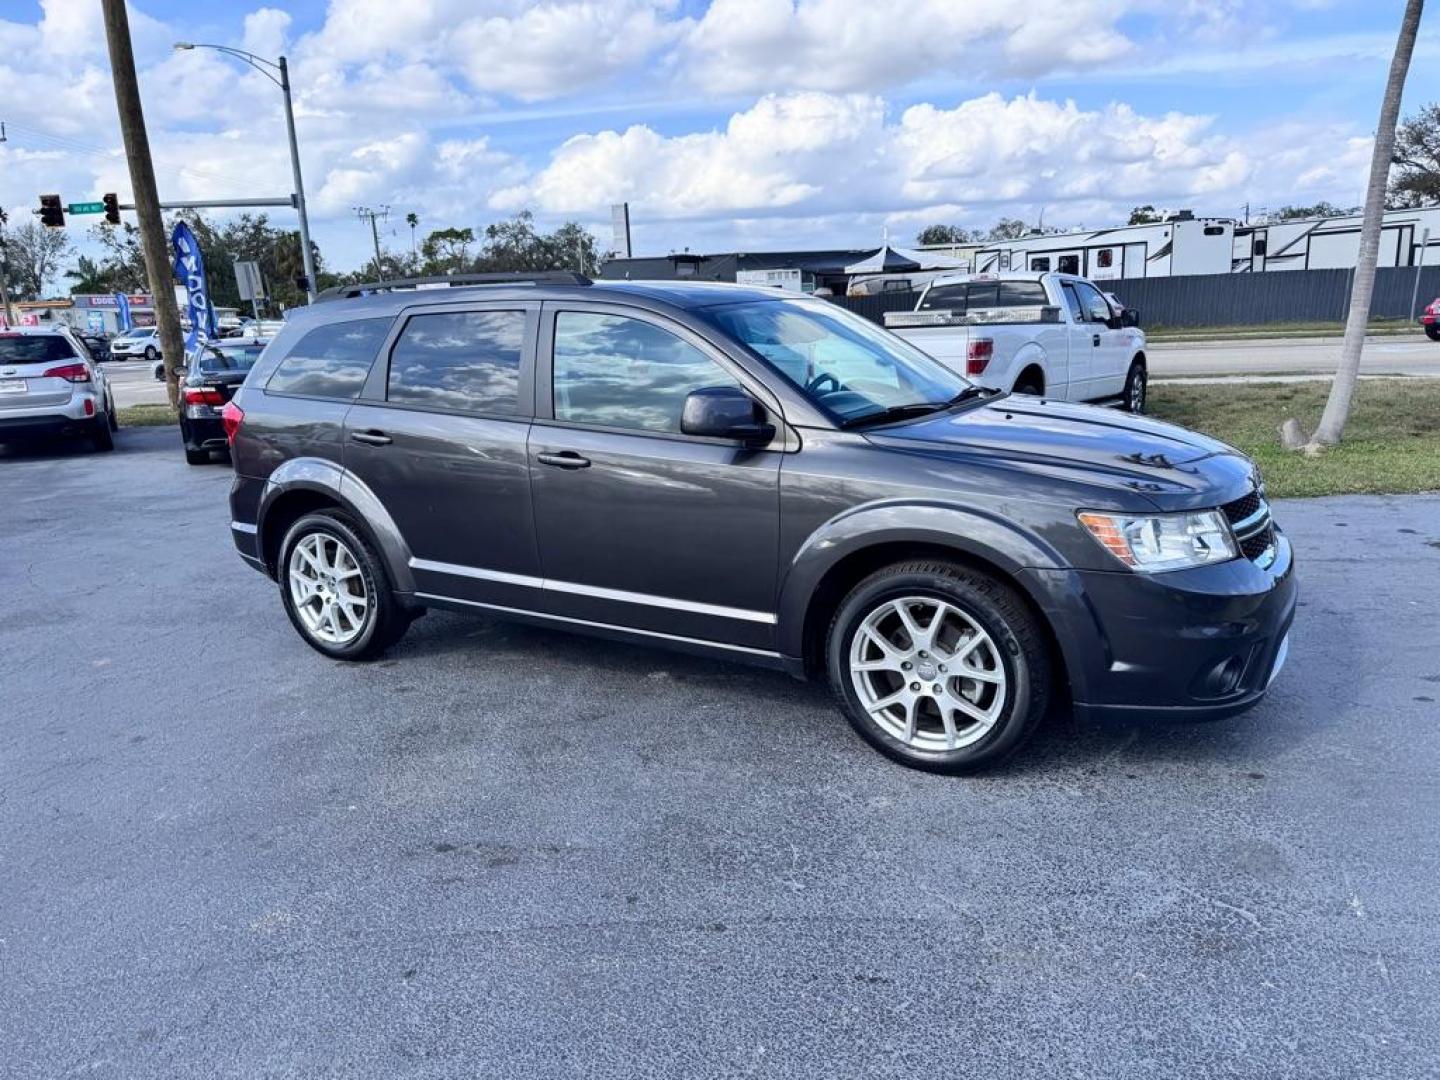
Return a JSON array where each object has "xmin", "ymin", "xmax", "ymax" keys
[
  {"xmin": 103, "ymin": 193, "xmax": 120, "ymax": 226},
  {"xmin": 38, "ymin": 194, "xmax": 64, "ymax": 228}
]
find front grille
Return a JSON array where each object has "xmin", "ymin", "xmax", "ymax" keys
[{"xmin": 1221, "ymin": 487, "xmax": 1275, "ymax": 564}]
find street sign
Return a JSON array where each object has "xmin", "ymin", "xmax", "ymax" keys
[
  {"xmin": 66, "ymin": 202, "xmax": 105, "ymax": 215},
  {"xmin": 234, "ymin": 260, "xmax": 265, "ymax": 302}
]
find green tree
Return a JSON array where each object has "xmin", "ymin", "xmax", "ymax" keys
[
  {"xmin": 916, "ymin": 224, "xmax": 978, "ymax": 245},
  {"xmin": 1388, "ymin": 102, "xmax": 1440, "ymax": 207},
  {"xmin": 1271, "ymin": 202, "xmax": 1354, "ymax": 221},
  {"xmin": 419, "ymin": 226, "xmax": 475, "ymax": 275},
  {"xmin": 2, "ymin": 220, "xmax": 73, "ymax": 299},
  {"xmin": 1127, "ymin": 205, "xmax": 1162, "ymax": 225},
  {"xmin": 987, "ymin": 218, "xmax": 1032, "ymax": 241}
]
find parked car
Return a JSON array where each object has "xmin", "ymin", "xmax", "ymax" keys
[
  {"xmin": 1422, "ymin": 297, "xmax": 1439, "ymax": 341},
  {"xmin": 0, "ymin": 326, "xmax": 116, "ymax": 452},
  {"xmin": 111, "ymin": 326, "xmax": 161, "ymax": 362},
  {"xmin": 884, "ymin": 272, "xmax": 1147, "ymax": 412},
  {"xmin": 177, "ymin": 337, "xmax": 269, "ymax": 464},
  {"xmin": 225, "ymin": 273, "xmax": 1295, "ymax": 774},
  {"xmin": 76, "ymin": 329, "xmax": 111, "ymax": 360}
]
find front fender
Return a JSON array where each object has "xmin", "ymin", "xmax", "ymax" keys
[
  {"xmin": 775, "ymin": 500, "xmax": 1067, "ymax": 660},
  {"xmin": 257, "ymin": 458, "xmax": 416, "ymax": 594}
]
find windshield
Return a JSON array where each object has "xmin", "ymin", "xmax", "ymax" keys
[
  {"xmin": 702, "ymin": 299, "xmax": 970, "ymax": 425},
  {"xmin": 0, "ymin": 334, "xmax": 80, "ymax": 365},
  {"xmin": 197, "ymin": 344, "xmax": 265, "ymax": 373}
]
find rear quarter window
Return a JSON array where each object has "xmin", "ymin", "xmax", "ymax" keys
[{"xmin": 265, "ymin": 318, "xmax": 391, "ymax": 399}]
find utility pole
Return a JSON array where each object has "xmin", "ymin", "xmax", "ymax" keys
[
  {"xmin": 355, "ymin": 206, "xmax": 389, "ymax": 281},
  {"xmin": 102, "ymin": 0, "xmax": 186, "ymax": 410}
]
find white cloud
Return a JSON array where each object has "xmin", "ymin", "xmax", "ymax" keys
[
  {"xmin": 678, "ymin": 0, "xmax": 1134, "ymax": 95},
  {"xmin": 505, "ymin": 90, "xmax": 1258, "ymax": 230}
]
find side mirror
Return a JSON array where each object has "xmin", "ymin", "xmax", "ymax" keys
[
  {"xmin": 1121, "ymin": 308, "xmax": 1140, "ymax": 328},
  {"xmin": 681, "ymin": 386, "xmax": 775, "ymax": 446}
]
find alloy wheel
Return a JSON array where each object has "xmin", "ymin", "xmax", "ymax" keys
[
  {"xmin": 287, "ymin": 532, "xmax": 369, "ymax": 645},
  {"xmin": 848, "ymin": 595, "xmax": 1008, "ymax": 752}
]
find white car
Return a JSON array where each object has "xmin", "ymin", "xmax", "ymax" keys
[
  {"xmin": 110, "ymin": 326, "xmax": 162, "ymax": 362},
  {"xmin": 0, "ymin": 326, "xmax": 117, "ymax": 452},
  {"xmin": 884, "ymin": 272, "xmax": 1148, "ymax": 412}
]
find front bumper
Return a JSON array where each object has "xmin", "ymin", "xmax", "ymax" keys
[{"xmin": 1026, "ymin": 529, "xmax": 1297, "ymax": 722}]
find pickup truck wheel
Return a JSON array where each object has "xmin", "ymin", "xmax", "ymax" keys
[
  {"xmin": 279, "ymin": 510, "xmax": 410, "ymax": 660},
  {"xmin": 1013, "ymin": 374, "xmax": 1043, "ymax": 396},
  {"xmin": 1123, "ymin": 360, "xmax": 1147, "ymax": 413},
  {"xmin": 826, "ymin": 561, "xmax": 1050, "ymax": 773}
]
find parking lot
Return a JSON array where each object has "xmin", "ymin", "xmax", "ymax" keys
[{"xmin": 2, "ymin": 427, "xmax": 1438, "ymax": 1078}]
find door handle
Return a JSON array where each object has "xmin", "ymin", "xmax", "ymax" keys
[
  {"xmin": 536, "ymin": 451, "xmax": 591, "ymax": 470},
  {"xmin": 1093, "ymin": 334, "xmax": 1101, "ymax": 347},
  {"xmin": 350, "ymin": 429, "xmax": 392, "ymax": 446}
]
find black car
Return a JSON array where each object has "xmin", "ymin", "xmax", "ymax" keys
[
  {"xmin": 178, "ymin": 338, "xmax": 268, "ymax": 464},
  {"xmin": 224, "ymin": 273, "xmax": 1296, "ymax": 773}
]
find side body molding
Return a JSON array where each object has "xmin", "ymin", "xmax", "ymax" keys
[
  {"xmin": 774, "ymin": 500, "xmax": 1069, "ymax": 661},
  {"xmin": 256, "ymin": 457, "xmax": 417, "ymax": 594}
]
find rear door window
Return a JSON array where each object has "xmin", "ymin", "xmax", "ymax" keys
[
  {"xmin": 266, "ymin": 318, "xmax": 391, "ymax": 400},
  {"xmin": 386, "ymin": 310, "xmax": 526, "ymax": 415}
]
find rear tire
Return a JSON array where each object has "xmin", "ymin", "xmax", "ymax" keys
[
  {"xmin": 90, "ymin": 415, "xmax": 114, "ymax": 452},
  {"xmin": 278, "ymin": 510, "xmax": 410, "ymax": 661},
  {"xmin": 1013, "ymin": 372, "xmax": 1044, "ymax": 396},
  {"xmin": 826, "ymin": 560, "xmax": 1051, "ymax": 774},
  {"xmin": 1122, "ymin": 360, "xmax": 1147, "ymax": 413}
]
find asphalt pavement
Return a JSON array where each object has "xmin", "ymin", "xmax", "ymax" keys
[
  {"xmin": 2, "ymin": 427, "xmax": 1438, "ymax": 1078},
  {"xmin": 1148, "ymin": 333, "xmax": 1440, "ymax": 379}
]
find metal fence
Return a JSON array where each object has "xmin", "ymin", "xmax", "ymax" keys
[
  {"xmin": 828, "ymin": 267, "xmax": 1440, "ymax": 329},
  {"xmin": 1064, "ymin": 266, "xmax": 1440, "ymax": 329}
]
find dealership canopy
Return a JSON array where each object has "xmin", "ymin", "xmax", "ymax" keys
[{"xmin": 842, "ymin": 245, "xmax": 969, "ymax": 274}]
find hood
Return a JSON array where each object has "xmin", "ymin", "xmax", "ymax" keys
[{"xmin": 864, "ymin": 396, "xmax": 1255, "ymax": 505}]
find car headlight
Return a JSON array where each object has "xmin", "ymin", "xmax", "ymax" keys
[{"xmin": 1077, "ymin": 509, "xmax": 1237, "ymax": 572}]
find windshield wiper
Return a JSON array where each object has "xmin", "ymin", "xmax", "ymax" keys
[
  {"xmin": 840, "ymin": 402, "xmax": 948, "ymax": 429},
  {"xmin": 946, "ymin": 385, "xmax": 1003, "ymax": 405}
]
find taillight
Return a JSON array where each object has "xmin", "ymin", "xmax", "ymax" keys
[
  {"xmin": 183, "ymin": 386, "xmax": 225, "ymax": 406},
  {"xmin": 221, "ymin": 400, "xmax": 244, "ymax": 445},
  {"xmin": 966, "ymin": 338, "xmax": 994, "ymax": 375},
  {"xmin": 43, "ymin": 362, "xmax": 91, "ymax": 383}
]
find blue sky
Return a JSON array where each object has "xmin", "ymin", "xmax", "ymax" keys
[{"xmin": 1, "ymin": 0, "xmax": 1436, "ymax": 279}]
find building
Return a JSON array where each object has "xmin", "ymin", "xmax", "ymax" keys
[
  {"xmin": 600, "ymin": 249, "xmax": 878, "ymax": 293},
  {"xmin": 11, "ymin": 293, "xmax": 157, "ymax": 334}
]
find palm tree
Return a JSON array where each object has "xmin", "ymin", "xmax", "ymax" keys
[
  {"xmin": 405, "ymin": 212, "xmax": 419, "ymax": 255},
  {"xmin": 1300, "ymin": 0, "xmax": 1425, "ymax": 450}
]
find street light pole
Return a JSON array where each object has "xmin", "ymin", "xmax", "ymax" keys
[
  {"xmin": 174, "ymin": 43, "xmax": 317, "ymax": 302},
  {"xmin": 277, "ymin": 57, "xmax": 317, "ymax": 303}
]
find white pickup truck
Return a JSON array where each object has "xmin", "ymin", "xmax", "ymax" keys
[{"xmin": 884, "ymin": 272, "xmax": 1148, "ymax": 412}]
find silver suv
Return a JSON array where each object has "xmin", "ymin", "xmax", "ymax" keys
[{"xmin": 0, "ymin": 326, "xmax": 116, "ymax": 452}]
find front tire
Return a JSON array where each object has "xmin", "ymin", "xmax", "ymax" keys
[
  {"xmin": 1426, "ymin": 326, "xmax": 1440, "ymax": 342},
  {"xmin": 144, "ymin": 346, "xmax": 158, "ymax": 362},
  {"xmin": 826, "ymin": 561, "xmax": 1050, "ymax": 773},
  {"xmin": 278, "ymin": 510, "xmax": 409, "ymax": 660},
  {"xmin": 1122, "ymin": 359, "xmax": 1147, "ymax": 413}
]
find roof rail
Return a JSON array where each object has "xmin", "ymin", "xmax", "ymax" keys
[{"xmin": 314, "ymin": 272, "xmax": 592, "ymax": 303}]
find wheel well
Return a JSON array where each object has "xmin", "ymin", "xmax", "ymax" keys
[
  {"xmin": 260, "ymin": 489, "xmax": 344, "ymax": 575},
  {"xmin": 1132, "ymin": 350, "xmax": 1146, "ymax": 370},
  {"xmin": 798, "ymin": 541, "xmax": 1071, "ymax": 699},
  {"xmin": 1014, "ymin": 365, "xmax": 1045, "ymax": 393}
]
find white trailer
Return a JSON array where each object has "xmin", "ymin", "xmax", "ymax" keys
[
  {"xmin": 1232, "ymin": 206, "xmax": 1440, "ymax": 272},
  {"xmin": 973, "ymin": 215, "xmax": 1234, "ymax": 280}
]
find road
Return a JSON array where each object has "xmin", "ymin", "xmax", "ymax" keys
[
  {"xmin": 1148, "ymin": 333, "xmax": 1440, "ymax": 379},
  {"xmin": 103, "ymin": 358, "xmax": 169, "ymax": 407},
  {"xmin": 2, "ymin": 428, "xmax": 1438, "ymax": 1078}
]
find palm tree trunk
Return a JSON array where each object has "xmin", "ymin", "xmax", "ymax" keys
[{"xmin": 1309, "ymin": 0, "xmax": 1425, "ymax": 447}]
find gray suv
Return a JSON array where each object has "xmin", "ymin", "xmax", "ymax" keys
[{"xmin": 226, "ymin": 274, "xmax": 1296, "ymax": 773}]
